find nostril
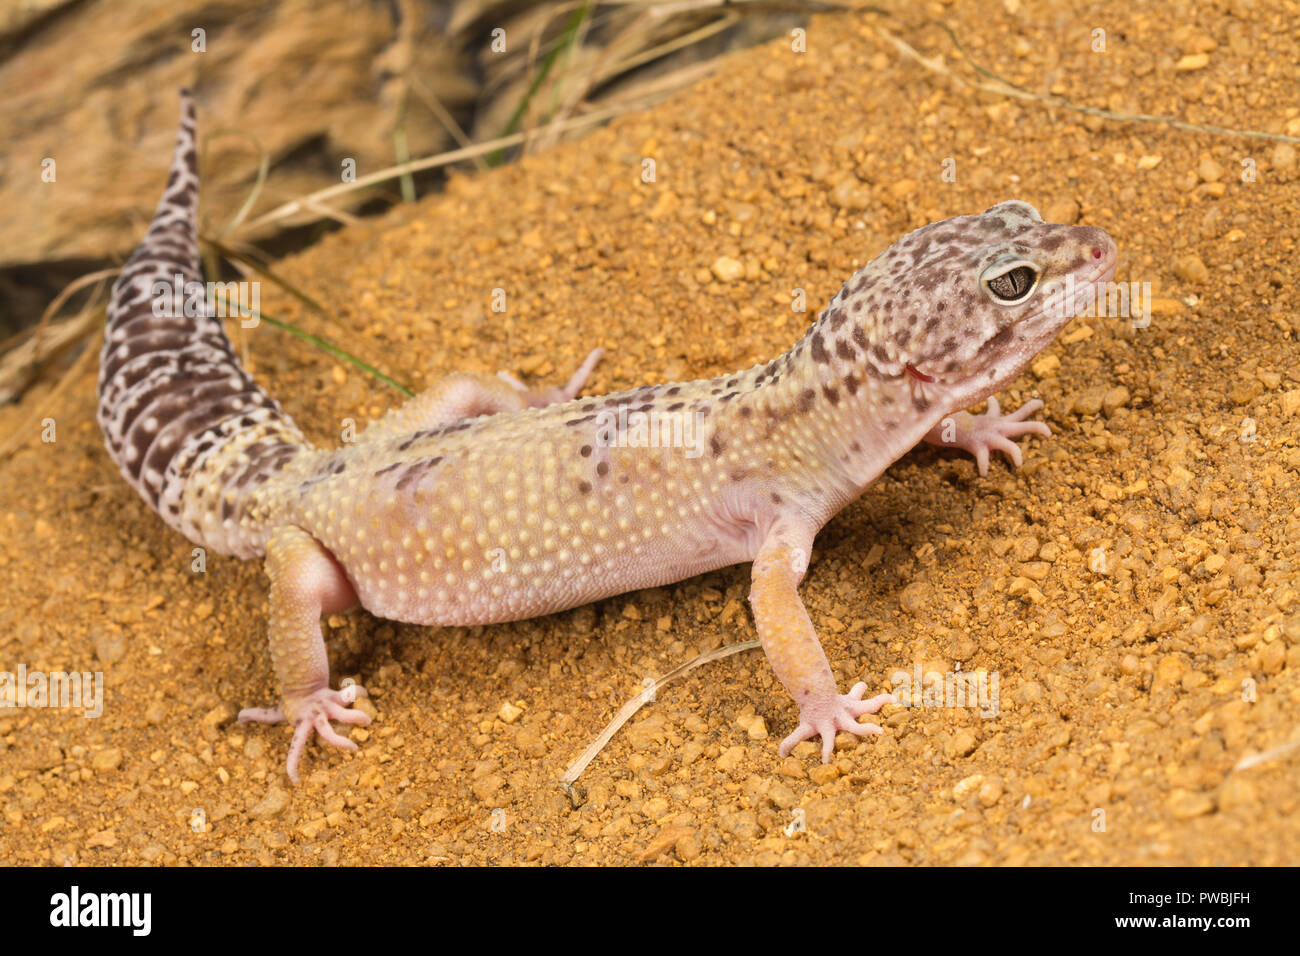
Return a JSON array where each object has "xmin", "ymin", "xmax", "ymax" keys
[{"xmin": 1092, "ymin": 247, "xmax": 1104, "ymax": 259}]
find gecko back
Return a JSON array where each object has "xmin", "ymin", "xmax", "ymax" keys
[{"xmin": 97, "ymin": 90, "xmax": 308, "ymax": 559}]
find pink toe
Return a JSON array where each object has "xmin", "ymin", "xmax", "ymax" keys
[{"xmin": 238, "ymin": 706, "xmax": 284, "ymax": 724}]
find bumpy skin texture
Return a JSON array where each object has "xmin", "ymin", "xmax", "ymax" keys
[{"xmin": 101, "ymin": 93, "xmax": 1118, "ymax": 782}]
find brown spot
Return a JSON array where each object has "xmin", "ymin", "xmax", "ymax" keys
[
  {"xmin": 578, "ymin": 481, "xmax": 592, "ymax": 494},
  {"xmin": 852, "ymin": 326, "xmax": 869, "ymax": 350},
  {"xmin": 396, "ymin": 457, "xmax": 441, "ymax": 491},
  {"xmin": 565, "ymin": 414, "xmax": 596, "ymax": 426},
  {"xmin": 667, "ymin": 402, "xmax": 684, "ymax": 412},
  {"xmin": 580, "ymin": 445, "xmax": 592, "ymax": 457},
  {"xmin": 797, "ymin": 389, "xmax": 816, "ymax": 413},
  {"xmin": 843, "ymin": 373, "xmax": 860, "ymax": 395},
  {"xmin": 980, "ymin": 326, "xmax": 1015, "ymax": 356},
  {"xmin": 739, "ymin": 406, "xmax": 752, "ymax": 417},
  {"xmin": 596, "ymin": 461, "xmax": 609, "ymax": 477},
  {"xmin": 810, "ymin": 333, "xmax": 829, "ymax": 364},
  {"xmin": 710, "ymin": 435, "xmax": 724, "ymax": 456},
  {"xmin": 822, "ymin": 385, "xmax": 839, "ymax": 405},
  {"xmin": 835, "ymin": 338, "xmax": 857, "ymax": 361}
]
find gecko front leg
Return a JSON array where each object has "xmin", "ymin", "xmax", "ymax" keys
[
  {"xmin": 922, "ymin": 395, "xmax": 1050, "ymax": 476},
  {"xmin": 748, "ymin": 520, "xmax": 894, "ymax": 762},
  {"xmin": 238, "ymin": 525, "xmax": 371, "ymax": 783}
]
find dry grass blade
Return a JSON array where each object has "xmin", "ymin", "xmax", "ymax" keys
[
  {"xmin": 0, "ymin": 267, "xmax": 117, "ymax": 405},
  {"xmin": 0, "ymin": 322, "xmax": 103, "ymax": 458},
  {"xmin": 560, "ymin": 639, "xmax": 760, "ymax": 789},
  {"xmin": 204, "ymin": 128, "xmax": 271, "ymax": 240},
  {"xmin": 408, "ymin": 72, "xmax": 488, "ymax": 172},
  {"xmin": 240, "ymin": 99, "xmax": 660, "ymax": 233},
  {"xmin": 1233, "ymin": 735, "xmax": 1300, "ymax": 772}
]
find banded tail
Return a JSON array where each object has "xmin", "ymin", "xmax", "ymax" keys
[{"xmin": 98, "ymin": 90, "xmax": 308, "ymax": 559}]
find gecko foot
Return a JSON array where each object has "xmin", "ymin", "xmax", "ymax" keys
[
  {"xmin": 940, "ymin": 396, "xmax": 1050, "ymax": 476},
  {"xmin": 498, "ymin": 347, "xmax": 604, "ymax": 407},
  {"xmin": 238, "ymin": 683, "xmax": 371, "ymax": 784},
  {"xmin": 779, "ymin": 683, "xmax": 896, "ymax": 763}
]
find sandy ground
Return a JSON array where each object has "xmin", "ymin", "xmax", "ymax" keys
[{"xmin": 2, "ymin": 1, "xmax": 1299, "ymax": 866}]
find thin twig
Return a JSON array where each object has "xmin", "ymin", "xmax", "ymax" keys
[
  {"xmin": 878, "ymin": 25, "xmax": 1300, "ymax": 145},
  {"xmin": 560, "ymin": 638, "xmax": 760, "ymax": 789}
]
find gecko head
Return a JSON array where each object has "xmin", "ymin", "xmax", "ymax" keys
[{"xmin": 827, "ymin": 200, "xmax": 1117, "ymax": 415}]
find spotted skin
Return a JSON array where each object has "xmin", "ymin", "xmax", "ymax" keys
[{"xmin": 100, "ymin": 93, "xmax": 1118, "ymax": 781}]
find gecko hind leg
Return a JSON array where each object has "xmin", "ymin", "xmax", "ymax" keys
[
  {"xmin": 497, "ymin": 346, "xmax": 604, "ymax": 407},
  {"xmin": 237, "ymin": 525, "xmax": 371, "ymax": 784},
  {"xmin": 363, "ymin": 348, "xmax": 605, "ymax": 441}
]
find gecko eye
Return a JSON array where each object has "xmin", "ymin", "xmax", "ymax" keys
[{"xmin": 982, "ymin": 262, "xmax": 1039, "ymax": 304}]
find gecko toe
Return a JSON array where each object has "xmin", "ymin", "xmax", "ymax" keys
[
  {"xmin": 847, "ymin": 692, "xmax": 896, "ymax": 718},
  {"xmin": 1005, "ymin": 398, "xmax": 1043, "ymax": 420},
  {"xmin": 238, "ymin": 706, "xmax": 285, "ymax": 724},
  {"xmin": 313, "ymin": 713, "xmax": 360, "ymax": 750}
]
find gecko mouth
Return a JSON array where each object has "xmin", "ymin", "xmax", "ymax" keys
[{"xmin": 1021, "ymin": 251, "xmax": 1118, "ymax": 338}]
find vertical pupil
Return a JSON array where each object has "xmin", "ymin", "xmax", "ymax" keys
[{"xmin": 991, "ymin": 266, "xmax": 1033, "ymax": 299}]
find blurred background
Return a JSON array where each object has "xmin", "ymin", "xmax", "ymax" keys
[{"xmin": 0, "ymin": 0, "xmax": 819, "ymax": 353}]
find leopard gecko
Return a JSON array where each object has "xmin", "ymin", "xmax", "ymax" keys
[{"xmin": 98, "ymin": 91, "xmax": 1117, "ymax": 782}]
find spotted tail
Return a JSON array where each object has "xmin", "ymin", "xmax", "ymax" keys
[{"xmin": 97, "ymin": 90, "xmax": 308, "ymax": 559}]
